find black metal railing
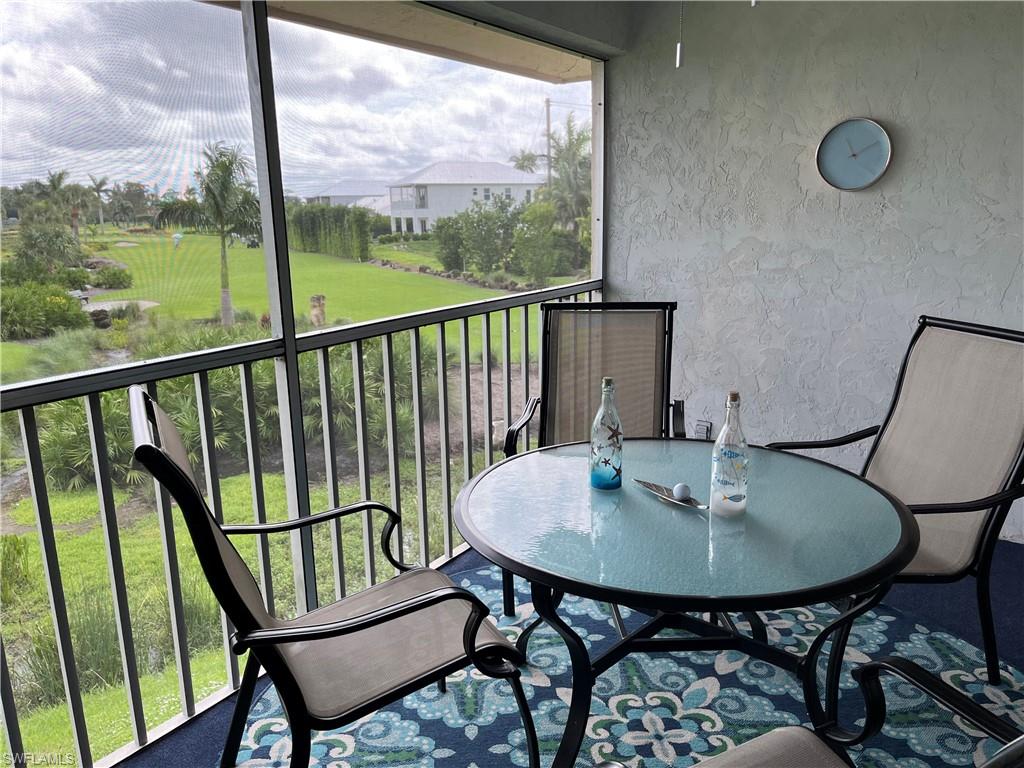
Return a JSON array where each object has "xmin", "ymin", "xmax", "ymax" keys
[{"xmin": 0, "ymin": 279, "xmax": 600, "ymax": 767}]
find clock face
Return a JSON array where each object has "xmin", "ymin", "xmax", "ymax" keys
[{"xmin": 816, "ymin": 118, "xmax": 892, "ymax": 191}]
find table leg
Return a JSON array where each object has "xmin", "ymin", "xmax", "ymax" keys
[
  {"xmin": 802, "ymin": 582, "xmax": 891, "ymax": 735},
  {"xmin": 517, "ymin": 589, "xmax": 563, "ymax": 656},
  {"xmin": 532, "ymin": 582, "xmax": 592, "ymax": 768}
]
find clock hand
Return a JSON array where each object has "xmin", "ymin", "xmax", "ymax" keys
[
  {"xmin": 854, "ymin": 140, "xmax": 880, "ymax": 156},
  {"xmin": 845, "ymin": 138, "xmax": 856, "ymax": 158}
]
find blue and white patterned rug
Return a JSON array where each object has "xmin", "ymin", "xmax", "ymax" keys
[{"xmin": 233, "ymin": 565, "xmax": 1023, "ymax": 767}]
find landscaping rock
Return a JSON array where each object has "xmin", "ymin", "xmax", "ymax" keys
[{"xmin": 90, "ymin": 308, "xmax": 112, "ymax": 329}]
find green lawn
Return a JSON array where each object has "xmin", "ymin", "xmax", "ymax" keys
[
  {"xmin": 102, "ymin": 233, "xmax": 504, "ymax": 324},
  {"xmin": 0, "ymin": 341, "xmax": 34, "ymax": 382}
]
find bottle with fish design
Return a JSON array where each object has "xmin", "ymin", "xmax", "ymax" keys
[{"xmin": 709, "ymin": 390, "xmax": 748, "ymax": 517}]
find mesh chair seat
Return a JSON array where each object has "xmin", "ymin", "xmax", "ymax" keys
[
  {"xmin": 278, "ymin": 568, "xmax": 514, "ymax": 719},
  {"xmin": 695, "ymin": 727, "xmax": 847, "ymax": 768},
  {"xmin": 902, "ymin": 510, "xmax": 989, "ymax": 576}
]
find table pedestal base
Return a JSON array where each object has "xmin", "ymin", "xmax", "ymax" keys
[{"xmin": 527, "ymin": 581, "xmax": 892, "ymax": 768}]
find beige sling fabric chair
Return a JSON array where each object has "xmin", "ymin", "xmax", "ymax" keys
[
  {"xmin": 128, "ymin": 385, "xmax": 539, "ymax": 768},
  {"xmin": 500, "ymin": 301, "xmax": 683, "ymax": 617},
  {"xmin": 595, "ymin": 656, "xmax": 1024, "ymax": 768},
  {"xmin": 769, "ymin": 316, "xmax": 1024, "ymax": 684}
]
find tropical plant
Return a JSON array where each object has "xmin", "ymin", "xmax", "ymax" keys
[
  {"xmin": 156, "ymin": 142, "xmax": 260, "ymax": 325},
  {"xmin": 457, "ymin": 197, "xmax": 520, "ymax": 274},
  {"xmin": 92, "ymin": 265, "xmax": 133, "ymax": 289},
  {"xmin": 44, "ymin": 169, "xmax": 69, "ymax": 202},
  {"xmin": 509, "ymin": 149, "xmax": 540, "ymax": 173},
  {"xmin": 286, "ymin": 203, "xmax": 370, "ymax": 262},
  {"xmin": 88, "ymin": 174, "xmax": 109, "ymax": 232},
  {"xmin": 0, "ymin": 283, "xmax": 90, "ymax": 340},
  {"xmin": 513, "ymin": 200, "xmax": 558, "ymax": 285},
  {"xmin": 3, "ymin": 223, "xmax": 84, "ymax": 284},
  {"xmin": 548, "ymin": 113, "xmax": 592, "ymax": 238}
]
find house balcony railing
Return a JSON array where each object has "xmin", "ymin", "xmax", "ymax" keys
[{"xmin": 0, "ymin": 277, "xmax": 601, "ymax": 768}]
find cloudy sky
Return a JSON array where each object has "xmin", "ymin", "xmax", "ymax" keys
[{"xmin": 1, "ymin": 1, "xmax": 591, "ymax": 197}]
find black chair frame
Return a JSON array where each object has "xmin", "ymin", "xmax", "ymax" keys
[
  {"xmin": 128, "ymin": 386, "xmax": 539, "ymax": 768},
  {"xmin": 500, "ymin": 301, "xmax": 683, "ymax": 617},
  {"xmin": 768, "ymin": 315, "xmax": 1024, "ymax": 685}
]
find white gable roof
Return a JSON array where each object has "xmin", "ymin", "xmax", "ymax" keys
[{"xmin": 391, "ymin": 161, "xmax": 544, "ymax": 187}]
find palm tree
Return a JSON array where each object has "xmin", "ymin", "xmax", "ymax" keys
[
  {"xmin": 88, "ymin": 174, "xmax": 109, "ymax": 233},
  {"xmin": 548, "ymin": 114, "xmax": 591, "ymax": 237},
  {"xmin": 157, "ymin": 142, "xmax": 259, "ymax": 325},
  {"xmin": 509, "ymin": 149, "xmax": 539, "ymax": 173},
  {"xmin": 45, "ymin": 169, "xmax": 69, "ymax": 202}
]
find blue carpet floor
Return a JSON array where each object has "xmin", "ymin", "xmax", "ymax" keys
[{"xmin": 121, "ymin": 541, "xmax": 1024, "ymax": 767}]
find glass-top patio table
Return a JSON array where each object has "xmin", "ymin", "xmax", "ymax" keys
[{"xmin": 455, "ymin": 439, "xmax": 919, "ymax": 767}]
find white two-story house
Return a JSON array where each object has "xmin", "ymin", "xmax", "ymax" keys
[{"xmin": 388, "ymin": 161, "xmax": 545, "ymax": 234}]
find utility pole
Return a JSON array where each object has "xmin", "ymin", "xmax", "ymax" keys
[{"xmin": 545, "ymin": 96, "xmax": 552, "ymax": 187}]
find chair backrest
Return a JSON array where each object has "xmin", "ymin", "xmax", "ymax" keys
[
  {"xmin": 539, "ymin": 302, "xmax": 675, "ymax": 446},
  {"xmin": 128, "ymin": 385, "xmax": 273, "ymax": 636},
  {"xmin": 863, "ymin": 317, "xmax": 1024, "ymax": 565}
]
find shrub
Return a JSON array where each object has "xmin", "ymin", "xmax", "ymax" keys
[
  {"xmin": 92, "ymin": 265, "xmax": 133, "ymax": 288},
  {"xmin": 55, "ymin": 266, "xmax": 90, "ymax": 290},
  {"xmin": 513, "ymin": 201, "xmax": 558, "ymax": 285},
  {"xmin": 287, "ymin": 204, "xmax": 370, "ymax": 261},
  {"xmin": 0, "ymin": 283, "xmax": 89, "ymax": 340},
  {"xmin": 110, "ymin": 302, "xmax": 142, "ymax": 322},
  {"xmin": 433, "ymin": 217, "xmax": 463, "ymax": 272},
  {"xmin": 5, "ymin": 223, "xmax": 84, "ymax": 284},
  {"xmin": 369, "ymin": 213, "xmax": 392, "ymax": 239},
  {"xmin": 0, "ymin": 535, "xmax": 31, "ymax": 606},
  {"xmin": 376, "ymin": 232, "xmax": 401, "ymax": 245},
  {"xmin": 83, "ymin": 241, "xmax": 110, "ymax": 253}
]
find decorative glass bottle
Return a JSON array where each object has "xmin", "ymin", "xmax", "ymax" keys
[
  {"xmin": 590, "ymin": 377, "xmax": 623, "ymax": 490},
  {"xmin": 709, "ymin": 390, "xmax": 748, "ymax": 517}
]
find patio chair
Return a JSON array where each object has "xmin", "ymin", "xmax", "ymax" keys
[
  {"xmin": 768, "ymin": 316, "xmax": 1024, "ymax": 684},
  {"xmin": 128, "ymin": 385, "xmax": 539, "ymax": 768},
  {"xmin": 594, "ymin": 656, "xmax": 1024, "ymax": 768},
  {"xmin": 500, "ymin": 301, "xmax": 684, "ymax": 616}
]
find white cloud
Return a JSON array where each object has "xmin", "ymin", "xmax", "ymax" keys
[{"xmin": 1, "ymin": 0, "xmax": 590, "ymax": 196}]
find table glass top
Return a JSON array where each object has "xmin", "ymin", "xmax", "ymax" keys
[{"xmin": 457, "ymin": 440, "xmax": 909, "ymax": 602}]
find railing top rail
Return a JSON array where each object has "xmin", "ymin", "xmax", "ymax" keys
[
  {"xmin": 293, "ymin": 279, "xmax": 601, "ymax": 352},
  {"xmin": 0, "ymin": 279, "xmax": 601, "ymax": 412}
]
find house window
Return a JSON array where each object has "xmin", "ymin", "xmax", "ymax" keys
[
  {"xmin": 483, "ymin": 187, "xmax": 491, "ymax": 201},
  {"xmin": 394, "ymin": 217, "xmax": 402, "ymax": 232},
  {"xmin": 405, "ymin": 217, "xmax": 414, "ymax": 233},
  {"xmin": 419, "ymin": 218, "xmax": 428, "ymax": 233},
  {"xmin": 504, "ymin": 187, "xmax": 512, "ymax": 200},
  {"xmin": 415, "ymin": 185, "xmax": 428, "ymax": 209},
  {"xmin": 472, "ymin": 187, "xmax": 478, "ymax": 197},
  {"xmin": 525, "ymin": 189, "xmax": 532, "ymax": 204}
]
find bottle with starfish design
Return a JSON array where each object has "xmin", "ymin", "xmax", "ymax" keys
[{"xmin": 590, "ymin": 377, "xmax": 624, "ymax": 490}]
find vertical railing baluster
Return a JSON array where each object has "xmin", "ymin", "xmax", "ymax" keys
[
  {"xmin": 240, "ymin": 363, "xmax": 274, "ymax": 614},
  {"xmin": 351, "ymin": 340, "xmax": 376, "ymax": 586},
  {"xmin": 381, "ymin": 334, "xmax": 404, "ymax": 568},
  {"xmin": 195, "ymin": 371, "xmax": 240, "ymax": 690},
  {"xmin": 1, "ymin": 639, "xmax": 24, "ymax": 767},
  {"xmin": 409, "ymin": 329, "xmax": 430, "ymax": 565},
  {"xmin": 19, "ymin": 406, "xmax": 92, "ymax": 767},
  {"xmin": 436, "ymin": 323, "xmax": 453, "ymax": 558},
  {"xmin": 146, "ymin": 381, "xmax": 195, "ymax": 717},
  {"xmin": 86, "ymin": 394, "xmax": 146, "ymax": 747},
  {"xmin": 481, "ymin": 312, "xmax": 493, "ymax": 466},
  {"xmin": 537, "ymin": 302, "xmax": 544, "ymax": 445},
  {"xmin": 460, "ymin": 317, "xmax": 474, "ymax": 483},
  {"xmin": 521, "ymin": 305, "xmax": 531, "ymax": 448},
  {"xmin": 502, "ymin": 309, "xmax": 513, "ymax": 438},
  {"xmin": 318, "ymin": 348, "xmax": 345, "ymax": 600}
]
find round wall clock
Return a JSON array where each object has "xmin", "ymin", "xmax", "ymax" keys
[{"xmin": 816, "ymin": 118, "xmax": 892, "ymax": 191}]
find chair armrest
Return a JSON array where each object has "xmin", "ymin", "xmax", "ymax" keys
[
  {"xmin": 825, "ymin": 656, "xmax": 1022, "ymax": 747},
  {"xmin": 503, "ymin": 396, "xmax": 541, "ymax": 457},
  {"xmin": 671, "ymin": 399, "xmax": 685, "ymax": 438},
  {"xmin": 223, "ymin": 500, "xmax": 415, "ymax": 572},
  {"xmin": 234, "ymin": 584, "xmax": 520, "ymax": 678},
  {"xmin": 766, "ymin": 426, "xmax": 880, "ymax": 451},
  {"xmin": 908, "ymin": 484, "xmax": 1024, "ymax": 515}
]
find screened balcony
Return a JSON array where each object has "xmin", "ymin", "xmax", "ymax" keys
[{"xmin": 1, "ymin": 2, "xmax": 1021, "ymax": 768}]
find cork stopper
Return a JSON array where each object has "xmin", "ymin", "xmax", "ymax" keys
[{"xmin": 727, "ymin": 390, "xmax": 740, "ymax": 403}]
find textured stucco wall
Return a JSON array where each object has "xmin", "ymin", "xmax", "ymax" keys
[{"xmin": 604, "ymin": 2, "xmax": 1024, "ymax": 538}]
